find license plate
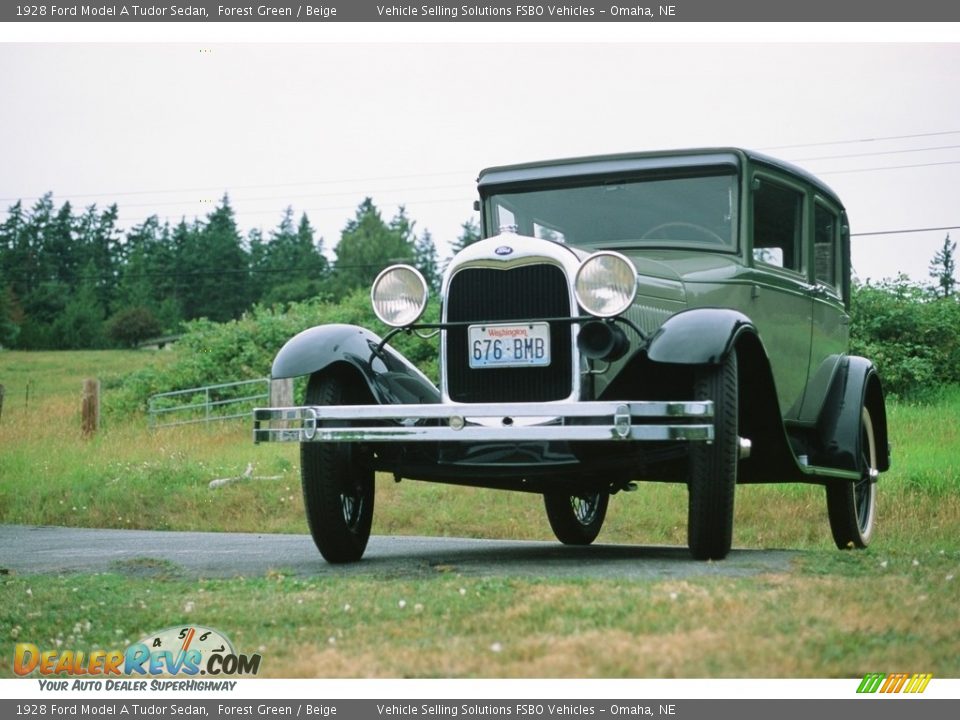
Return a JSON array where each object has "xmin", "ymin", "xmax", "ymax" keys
[{"xmin": 468, "ymin": 322, "xmax": 551, "ymax": 369}]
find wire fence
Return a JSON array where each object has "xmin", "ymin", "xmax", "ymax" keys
[{"xmin": 148, "ymin": 378, "xmax": 271, "ymax": 429}]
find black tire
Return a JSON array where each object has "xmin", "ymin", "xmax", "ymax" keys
[
  {"xmin": 543, "ymin": 491, "xmax": 609, "ymax": 545},
  {"xmin": 687, "ymin": 351, "xmax": 739, "ymax": 560},
  {"xmin": 826, "ymin": 405, "xmax": 878, "ymax": 549},
  {"xmin": 300, "ymin": 370, "xmax": 375, "ymax": 563}
]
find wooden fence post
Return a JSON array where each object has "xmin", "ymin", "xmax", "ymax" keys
[
  {"xmin": 270, "ymin": 378, "xmax": 293, "ymax": 429},
  {"xmin": 269, "ymin": 378, "xmax": 293, "ymax": 407},
  {"xmin": 81, "ymin": 378, "xmax": 100, "ymax": 438},
  {"xmin": 0, "ymin": 383, "xmax": 5, "ymax": 424}
]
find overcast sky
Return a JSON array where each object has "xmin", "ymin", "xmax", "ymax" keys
[{"xmin": 1, "ymin": 41, "xmax": 958, "ymax": 283}]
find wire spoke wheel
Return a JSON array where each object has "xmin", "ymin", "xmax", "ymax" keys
[
  {"xmin": 544, "ymin": 491, "xmax": 609, "ymax": 545},
  {"xmin": 300, "ymin": 370, "xmax": 375, "ymax": 563},
  {"xmin": 826, "ymin": 405, "xmax": 877, "ymax": 549}
]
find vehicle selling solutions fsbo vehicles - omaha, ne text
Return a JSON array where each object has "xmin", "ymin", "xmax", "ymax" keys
[{"xmin": 253, "ymin": 148, "xmax": 890, "ymax": 563}]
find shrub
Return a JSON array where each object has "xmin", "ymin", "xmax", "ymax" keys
[
  {"xmin": 106, "ymin": 306, "xmax": 163, "ymax": 348},
  {"xmin": 109, "ymin": 289, "xmax": 439, "ymax": 415},
  {"xmin": 849, "ymin": 276, "xmax": 960, "ymax": 399}
]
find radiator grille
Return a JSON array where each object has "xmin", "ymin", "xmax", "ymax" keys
[{"xmin": 445, "ymin": 264, "xmax": 573, "ymax": 403}]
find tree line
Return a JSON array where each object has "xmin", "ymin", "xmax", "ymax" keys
[
  {"xmin": 850, "ymin": 233, "xmax": 959, "ymax": 398},
  {"xmin": 0, "ymin": 193, "xmax": 481, "ymax": 349}
]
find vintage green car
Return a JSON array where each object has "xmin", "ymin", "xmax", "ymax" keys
[{"xmin": 254, "ymin": 148, "xmax": 890, "ymax": 563}]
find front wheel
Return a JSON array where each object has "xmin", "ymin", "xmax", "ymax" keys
[
  {"xmin": 825, "ymin": 405, "xmax": 878, "ymax": 549},
  {"xmin": 687, "ymin": 351, "xmax": 739, "ymax": 560},
  {"xmin": 544, "ymin": 491, "xmax": 609, "ymax": 545},
  {"xmin": 300, "ymin": 370, "xmax": 375, "ymax": 563}
]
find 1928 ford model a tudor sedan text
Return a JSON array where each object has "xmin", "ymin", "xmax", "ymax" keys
[{"xmin": 253, "ymin": 148, "xmax": 890, "ymax": 563}]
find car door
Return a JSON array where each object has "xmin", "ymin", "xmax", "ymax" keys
[
  {"xmin": 797, "ymin": 198, "xmax": 850, "ymax": 423},
  {"xmin": 744, "ymin": 172, "xmax": 814, "ymax": 419}
]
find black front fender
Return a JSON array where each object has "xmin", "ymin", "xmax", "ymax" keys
[
  {"xmin": 646, "ymin": 308, "xmax": 757, "ymax": 365},
  {"xmin": 271, "ymin": 323, "xmax": 440, "ymax": 405}
]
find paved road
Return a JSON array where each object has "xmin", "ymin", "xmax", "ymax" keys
[{"xmin": 0, "ymin": 525, "xmax": 797, "ymax": 580}]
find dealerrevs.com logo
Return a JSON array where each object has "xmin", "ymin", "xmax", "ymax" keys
[
  {"xmin": 857, "ymin": 673, "xmax": 933, "ymax": 694},
  {"xmin": 14, "ymin": 625, "xmax": 261, "ymax": 688}
]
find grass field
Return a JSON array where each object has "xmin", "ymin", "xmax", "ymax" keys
[
  {"xmin": 1, "ymin": 349, "xmax": 959, "ymax": 678},
  {"xmin": 2, "ymin": 549, "xmax": 958, "ymax": 679}
]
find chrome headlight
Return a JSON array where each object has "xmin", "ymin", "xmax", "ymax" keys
[
  {"xmin": 574, "ymin": 251, "xmax": 638, "ymax": 318},
  {"xmin": 371, "ymin": 265, "xmax": 429, "ymax": 327}
]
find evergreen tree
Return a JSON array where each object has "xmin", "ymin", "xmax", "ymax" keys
[
  {"xmin": 171, "ymin": 219, "xmax": 202, "ymax": 319},
  {"xmin": 14, "ymin": 194, "xmax": 64, "ymax": 348},
  {"xmin": 0, "ymin": 201, "xmax": 28, "ymax": 322},
  {"xmin": 929, "ymin": 233, "xmax": 957, "ymax": 299},
  {"xmin": 45, "ymin": 200, "xmax": 77, "ymax": 286},
  {"xmin": 332, "ymin": 198, "xmax": 415, "ymax": 294},
  {"xmin": 183, "ymin": 196, "xmax": 250, "ymax": 322},
  {"xmin": 450, "ymin": 217, "xmax": 482, "ymax": 255},
  {"xmin": 51, "ymin": 261, "xmax": 105, "ymax": 349},
  {"xmin": 297, "ymin": 212, "xmax": 328, "ymax": 278},
  {"xmin": 21, "ymin": 194, "xmax": 55, "ymax": 295},
  {"xmin": 280, "ymin": 211, "xmax": 329, "ymax": 302},
  {"xmin": 0, "ymin": 281, "xmax": 21, "ymax": 347},
  {"xmin": 149, "ymin": 220, "xmax": 180, "ymax": 324},
  {"xmin": 247, "ymin": 226, "xmax": 268, "ymax": 303},
  {"xmin": 109, "ymin": 216, "xmax": 182, "ymax": 335},
  {"xmin": 82, "ymin": 203, "xmax": 123, "ymax": 313},
  {"xmin": 414, "ymin": 228, "xmax": 441, "ymax": 293},
  {"xmin": 118, "ymin": 215, "xmax": 162, "ymax": 309},
  {"xmin": 251, "ymin": 208, "xmax": 330, "ymax": 305},
  {"xmin": 389, "ymin": 205, "xmax": 417, "ymax": 247}
]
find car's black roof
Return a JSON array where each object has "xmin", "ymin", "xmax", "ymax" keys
[{"xmin": 477, "ymin": 147, "xmax": 844, "ymax": 209}]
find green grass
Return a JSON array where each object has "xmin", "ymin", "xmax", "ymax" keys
[
  {"xmin": 2, "ymin": 546, "xmax": 958, "ymax": 678},
  {"xmin": 2, "ymin": 350, "xmax": 960, "ymax": 678},
  {"xmin": 885, "ymin": 385, "xmax": 960, "ymax": 495},
  {"xmin": 0, "ymin": 349, "xmax": 176, "ymax": 404}
]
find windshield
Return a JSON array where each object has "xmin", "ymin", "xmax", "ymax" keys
[{"xmin": 486, "ymin": 171, "xmax": 739, "ymax": 250}]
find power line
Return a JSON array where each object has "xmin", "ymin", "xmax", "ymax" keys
[
  {"xmin": 0, "ymin": 170, "xmax": 474, "ymax": 204},
  {"xmin": 816, "ymin": 160, "xmax": 960, "ymax": 175},
  {"xmin": 793, "ymin": 144, "xmax": 960, "ymax": 162},
  {"xmin": 760, "ymin": 130, "xmax": 960, "ymax": 151},
  {"xmin": 98, "ymin": 183, "xmax": 468, "ymax": 211},
  {"xmin": 4, "ymin": 155, "xmax": 959, "ymax": 237},
  {"xmin": 40, "ymin": 153, "xmax": 960, "ymax": 227},
  {"xmin": 851, "ymin": 225, "xmax": 959, "ymax": 238},
  {"xmin": 7, "ymin": 129, "xmax": 960, "ymax": 204}
]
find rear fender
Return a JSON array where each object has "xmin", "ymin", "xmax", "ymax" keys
[
  {"xmin": 813, "ymin": 356, "xmax": 890, "ymax": 472},
  {"xmin": 271, "ymin": 323, "xmax": 440, "ymax": 405}
]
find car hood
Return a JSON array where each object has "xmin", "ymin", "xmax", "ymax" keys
[{"xmin": 626, "ymin": 251, "xmax": 746, "ymax": 303}]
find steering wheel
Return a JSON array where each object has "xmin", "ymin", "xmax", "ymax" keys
[{"xmin": 641, "ymin": 221, "xmax": 725, "ymax": 245}]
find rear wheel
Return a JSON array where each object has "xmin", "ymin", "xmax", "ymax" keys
[
  {"xmin": 544, "ymin": 491, "xmax": 609, "ymax": 545},
  {"xmin": 300, "ymin": 370, "xmax": 375, "ymax": 563},
  {"xmin": 826, "ymin": 405, "xmax": 878, "ymax": 549},
  {"xmin": 687, "ymin": 351, "xmax": 738, "ymax": 560}
]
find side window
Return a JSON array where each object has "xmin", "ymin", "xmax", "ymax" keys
[
  {"xmin": 752, "ymin": 179, "xmax": 803, "ymax": 272},
  {"xmin": 814, "ymin": 203, "xmax": 838, "ymax": 290}
]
